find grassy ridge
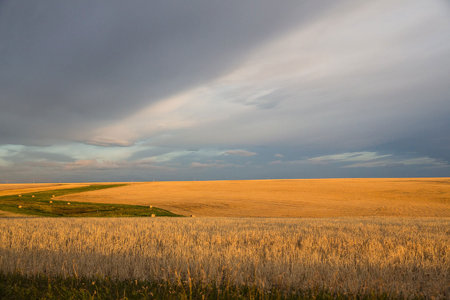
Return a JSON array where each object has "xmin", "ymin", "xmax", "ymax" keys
[
  {"xmin": 0, "ymin": 273, "xmax": 393, "ymax": 300},
  {"xmin": 0, "ymin": 184, "xmax": 181, "ymax": 217}
]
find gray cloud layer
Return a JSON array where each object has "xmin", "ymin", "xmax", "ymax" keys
[
  {"xmin": 0, "ymin": 0, "xmax": 449, "ymax": 182},
  {"xmin": 0, "ymin": 0, "xmax": 332, "ymax": 145}
]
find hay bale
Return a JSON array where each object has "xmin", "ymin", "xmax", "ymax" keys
[
  {"xmin": 18, "ymin": 194, "xmax": 22, "ymax": 197},
  {"xmin": 18, "ymin": 205, "xmax": 22, "ymax": 209},
  {"xmin": 151, "ymin": 214, "xmax": 156, "ymax": 218},
  {"xmin": 190, "ymin": 215, "xmax": 195, "ymax": 218},
  {"xmin": 31, "ymin": 195, "xmax": 35, "ymax": 198},
  {"xmin": 149, "ymin": 205, "xmax": 153, "ymax": 209},
  {"xmin": 67, "ymin": 202, "xmax": 71, "ymax": 205},
  {"xmin": 49, "ymin": 200, "xmax": 53, "ymax": 204},
  {"xmin": 52, "ymin": 195, "xmax": 55, "ymax": 198}
]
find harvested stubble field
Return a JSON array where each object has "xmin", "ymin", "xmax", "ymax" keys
[
  {"xmin": 58, "ymin": 178, "xmax": 450, "ymax": 217},
  {"xmin": 0, "ymin": 183, "xmax": 90, "ymax": 197},
  {"xmin": 0, "ymin": 217, "xmax": 449, "ymax": 298}
]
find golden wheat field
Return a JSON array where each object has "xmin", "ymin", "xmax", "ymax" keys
[
  {"xmin": 57, "ymin": 178, "xmax": 450, "ymax": 217},
  {"xmin": 1, "ymin": 178, "xmax": 449, "ymax": 297},
  {"xmin": 0, "ymin": 217, "xmax": 448, "ymax": 298}
]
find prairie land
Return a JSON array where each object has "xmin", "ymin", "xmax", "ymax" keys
[
  {"xmin": 0, "ymin": 210, "xmax": 28, "ymax": 217},
  {"xmin": 1, "ymin": 217, "xmax": 448, "ymax": 298},
  {"xmin": 0, "ymin": 183, "xmax": 90, "ymax": 197},
  {"xmin": 0, "ymin": 184, "xmax": 179, "ymax": 218},
  {"xmin": 58, "ymin": 178, "xmax": 450, "ymax": 217},
  {"xmin": 1, "ymin": 178, "xmax": 449, "ymax": 298}
]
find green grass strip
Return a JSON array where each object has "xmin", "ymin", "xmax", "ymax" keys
[
  {"xmin": 0, "ymin": 184, "xmax": 181, "ymax": 217},
  {"xmin": 0, "ymin": 273, "xmax": 398, "ymax": 300}
]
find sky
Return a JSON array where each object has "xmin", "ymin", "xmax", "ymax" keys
[{"xmin": 0, "ymin": 0, "xmax": 449, "ymax": 183}]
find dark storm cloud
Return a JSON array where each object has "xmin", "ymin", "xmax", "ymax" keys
[{"xmin": 0, "ymin": 0, "xmax": 332, "ymax": 145}]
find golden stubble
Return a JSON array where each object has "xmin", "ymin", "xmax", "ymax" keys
[
  {"xmin": 58, "ymin": 178, "xmax": 450, "ymax": 217},
  {"xmin": 0, "ymin": 183, "xmax": 90, "ymax": 197},
  {"xmin": 0, "ymin": 217, "xmax": 448, "ymax": 298}
]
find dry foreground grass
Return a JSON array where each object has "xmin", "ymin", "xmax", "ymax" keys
[
  {"xmin": 58, "ymin": 178, "xmax": 450, "ymax": 217},
  {"xmin": 0, "ymin": 217, "xmax": 449, "ymax": 298}
]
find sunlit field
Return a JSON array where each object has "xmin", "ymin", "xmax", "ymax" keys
[
  {"xmin": 0, "ymin": 183, "xmax": 89, "ymax": 217},
  {"xmin": 1, "ymin": 217, "xmax": 448, "ymax": 298},
  {"xmin": 58, "ymin": 178, "xmax": 450, "ymax": 217},
  {"xmin": 0, "ymin": 183, "xmax": 90, "ymax": 197},
  {"xmin": 1, "ymin": 178, "xmax": 449, "ymax": 298},
  {"xmin": 0, "ymin": 184, "xmax": 179, "ymax": 218}
]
